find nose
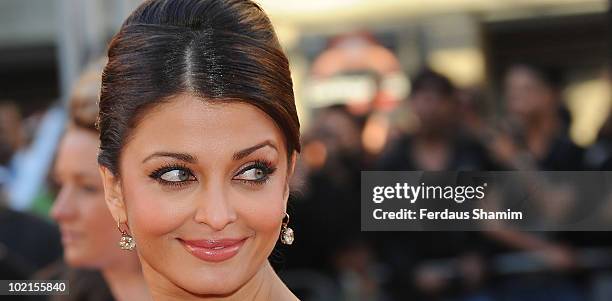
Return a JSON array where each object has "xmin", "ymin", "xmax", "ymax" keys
[
  {"xmin": 50, "ymin": 185, "xmax": 78, "ymax": 222},
  {"xmin": 193, "ymin": 182, "xmax": 237, "ymax": 231}
]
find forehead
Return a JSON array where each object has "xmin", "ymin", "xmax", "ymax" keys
[
  {"xmin": 55, "ymin": 127, "xmax": 99, "ymax": 174},
  {"xmin": 123, "ymin": 94, "xmax": 287, "ymax": 158},
  {"xmin": 506, "ymin": 67, "xmax": 540, "ymax": 84}
]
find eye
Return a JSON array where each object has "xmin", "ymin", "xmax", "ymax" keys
[
  {"xmin": 160, "ymin": 169, "xmax": 192, "ymax": 182},
  {"xmin": 80, "ymin": 183, "xmax": 100, "ymax": 194},
  {"xmin": 149, "ymin": 164, "xmax": 196, "ymax": 187},
  {"xmin": 236, "ymin": 168, "xmax": 267, "ymax": 181},
  {"xmin": 233, "ymin": 161, "xmax": 276, "ymax": 184}
]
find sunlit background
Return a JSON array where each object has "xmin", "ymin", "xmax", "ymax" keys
[{"xmin": 1, "ymin": 0, "xmax": 608, "ymax": 141}]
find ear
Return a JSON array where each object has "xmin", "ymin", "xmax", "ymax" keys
[
  {"xmin": 283, "ymin": 151, "xmax": 298, "ymax": 203},
  {"xmin": 98, "ymin": 165, "xmax": 127, "ymax": 225}
]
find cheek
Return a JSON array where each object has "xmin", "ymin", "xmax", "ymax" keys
[
  {"xmin": 236, "ymin": 180, "xmax": 286, "ymax": 237},
  {"xmin": 121, "ymin": 171, "xmax": 189, "ymax": 238},
  {"xmin": 129, "ymin": 199, "xmax": 186, "ymax": 239},
  {"xmin": 241, "ymin": 201, "xmax": 282, "ymax": 234}
]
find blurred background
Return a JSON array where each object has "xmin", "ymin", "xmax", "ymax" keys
[{"xmin": 0, "ymin": 0, "xmax": 610, "ymax": 300}]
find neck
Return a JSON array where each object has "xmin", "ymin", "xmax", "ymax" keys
[
  {"xmin": 102, "ymin": 254, "xmax": 151, "ymax": 301},
  {"xmin": 150, "ymin": 260, "xmax": 297, "ymax": 301}
]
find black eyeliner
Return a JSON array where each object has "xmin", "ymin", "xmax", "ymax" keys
[
  {"xmin": 236, "ymin": 160, "xmax": 276, "ymax": 176},
  {"xmin": 234, "ymin": 159, "xmax": 276, "ymax": 186},
  {"xmin": 148, "ymin": 163, "xmax": 196, "ymax": 188}
]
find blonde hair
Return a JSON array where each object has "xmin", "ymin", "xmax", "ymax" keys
[{"xmin": 69, "ymin": 58, "xmax": 106, "ymax": 132}]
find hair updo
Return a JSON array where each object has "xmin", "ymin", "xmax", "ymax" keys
[{"xmin": 97, "ymin": 0, "xmax": 300, "ymax": 175}]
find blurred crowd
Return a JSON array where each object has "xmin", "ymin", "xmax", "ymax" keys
[
  {"xmin": 0, "ymin": 19, "xmax": 611, "ymax": 301},
  {"xmin": 277, "ymin": 33, "xmax": 612, "ymax": 301}
]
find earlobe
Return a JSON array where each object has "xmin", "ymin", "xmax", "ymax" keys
[{"xmin": 98, "ymin": 165, "xmax": 127, "ymax": 223}]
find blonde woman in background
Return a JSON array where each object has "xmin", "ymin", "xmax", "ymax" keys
[{"xmin": 45, "ymin": 59, "xmax": 151, "ymax": 301}]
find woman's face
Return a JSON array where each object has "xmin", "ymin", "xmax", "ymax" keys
[
  {"xmin": 51, "ymin": 127, "xmax": 122, "ymax": 267},
  {"xmin": 101, "ymin": 95, "xmax": 294, "ymax": 296},
  {"xmin": 504, "ymin": 66, "xmax": 556, "ymax": 121}
]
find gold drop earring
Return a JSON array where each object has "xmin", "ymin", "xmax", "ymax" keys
[
  {"xmin": 117, "ymin": 221, "xmax": 136, "ymax": 251},
  {"xmin": 280, "ymin": 213, "xmax": 294, "ymax": 245}
]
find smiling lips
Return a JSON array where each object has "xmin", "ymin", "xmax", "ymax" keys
[{"xmin": 179, "ymin": 238, "xmax": 247, "ymax": 262}]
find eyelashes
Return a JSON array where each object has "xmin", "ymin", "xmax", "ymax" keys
[
  {"xmin": 234, "ymin": 160, "xmax": 277, "ymax": 186},
  {"xmin": 149, "ymin": 163, "xmax": 196, "ymax": 189},
  {"xmin": 148, "ymin": 160, "xmax": 277, "ymax": 189}
]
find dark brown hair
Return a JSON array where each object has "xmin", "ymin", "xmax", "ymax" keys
[
  {"xmin": 97, "ymin": 0, "xmax": 300, "ymax": 175},
  {"xmin": 410, "ymin": 68, "xmax": 456, "ymax": 98}
]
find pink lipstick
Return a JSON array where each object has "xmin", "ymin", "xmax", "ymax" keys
[{"xmin": 179, "ymin": 238, "xmax": 246, "ymax": 263}]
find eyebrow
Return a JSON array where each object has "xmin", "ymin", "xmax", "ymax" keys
[
  {"xmin": 142, "ymin": 152, "xmax": 197, "ymax": 164},
  {"xmin": 52, "ymin": 171, "xmax": 99, "ymax": 183},
  {"xmin": 232, "ymin": 140, "xmax": 277, "ymax": 161},
  {"xmin": 141, "ymin": 140, "xmax": 277, "ymax": 164}
]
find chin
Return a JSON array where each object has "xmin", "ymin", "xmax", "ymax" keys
[
  {"xmin": 64, "ymin": 248, "xmax": 100, "ymax": 269},
  {"xmin": 176, "ymin": 272, "xmax": 244, "ymax": 296},
  {"xmin": 64, "ymin": 251, "xmax": 87, "ymax": 267},
  {"xmin": 182, "ymin": 283, "xmax": 239, "ymax": 297}
]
